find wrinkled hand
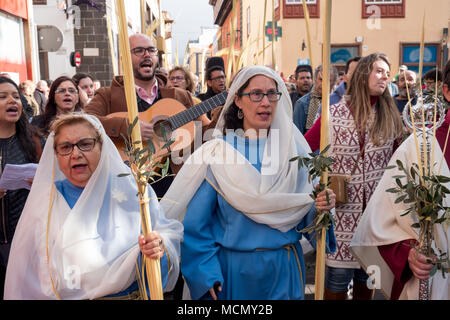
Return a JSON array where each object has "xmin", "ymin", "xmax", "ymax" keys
[
  {"xmin": 139, "ymin": 231, "xmax": 164, "ymax": 259},
  {"xmin": 139, "ymin": 120, "xmax": 154, "ymax": 141},
  {"xmin": 315, "ymin": 187, "xmax": 336, "ymax": 211},
  {"xmin": 408, "ymin": 248, "xmax": 435, "ymax": 280}
]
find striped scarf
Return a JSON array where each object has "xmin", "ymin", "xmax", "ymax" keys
[{"xmin": 305, "ymin": 88, "xmax": 322, "ymax": 131}]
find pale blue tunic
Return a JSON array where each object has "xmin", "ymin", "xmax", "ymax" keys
[{"xmin": 181, "ymin": 133, "xmax": 336, "ymax": 300}]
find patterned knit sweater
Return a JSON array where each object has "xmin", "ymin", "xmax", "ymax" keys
[{"xmin": 326, "ymin": 101, "xmax": 394, "ymax": 269}]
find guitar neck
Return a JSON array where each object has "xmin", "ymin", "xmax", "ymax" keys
[{"xmin": 168, "ymin": 91, "xmax": 228, "ymax": 130}]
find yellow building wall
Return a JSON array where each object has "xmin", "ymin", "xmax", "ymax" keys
[{"xmin": 240, "ymin": 0, "xmax": 449, "ymax": 80}]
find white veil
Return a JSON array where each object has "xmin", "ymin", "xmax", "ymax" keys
[
  {"xmin": 160, "ymin": 65, "xmax": 315, "ymax": 232},
  {"xmin": 4, "ymin": 114, "xmax": 182, "ymax": 299},
  {"xmin": 350, "ymin": 134, "xmax": 449, "ymax": 300}
]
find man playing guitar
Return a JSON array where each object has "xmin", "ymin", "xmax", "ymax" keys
[{"xmin": 84, "ymin": 33, "xmax": 211, "ymax": 198}]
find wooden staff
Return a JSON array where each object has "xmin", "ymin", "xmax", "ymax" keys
[
  {"xmin": 226, "ymin": 0, "xmax": 237, "ymax": 88},
  {"xmin": 418, "ymin": 11, "xmax": 426, "ymax": 88},
  {"xmin": 431, "ymin": 65, "xmax": 439, "ymax": 171},
  {"xmin": 116, "ymin": 0, "xmax": 163, "ymax": 300},
  {"xmin": 175, "ymin": 37, "xmax": 179, "ymax": 67},
  {"xmin": 405, "ymin": 73, "xmax": 424, "ymax": 184},
  {"xmin": 417, "ymin": 10, "xmax": 431, "ymax": 300},
  {"xmin": 201, "ymin": 47, "xmax": 207, "ymax": 93},
  {"xmin": 301, "ymin": 0, "xmax": 314, "ymax": 70},
  {"xmin": 419, "ymin": 11, "xmax": 428, "ymax": 176},
  {"xmin": 182, "ymin": 39, "xmax": 190, "ymax": 67},
  {"xmin": 262, "ymin": 0, "xmax": 267, "ymax": 64},
  {"xmin": 140, "ymin": 0, "xmax": 146, "ymax": 33},
  {"xmin": 271, "ymin": 0, "xmax": 276, "ymax": 70},
  {"xmin": 315, "ymin": 0, "xmax": 332, "ymax": 301},
  {"xmin": 105, "ymin": 14, "xmax": 118, "ymax": 76}
]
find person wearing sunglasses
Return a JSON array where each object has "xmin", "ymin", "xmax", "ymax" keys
[
  {"xmin": 160, "ymin": 66, "xmax": 337, "ymax": 300},
  {"xmin": 4, "ymin": 113, "xmax": 183, "ymax": 299},
  {"xmin": 31, "ymin": 76, "xmax": 82, "ymax": 139}
]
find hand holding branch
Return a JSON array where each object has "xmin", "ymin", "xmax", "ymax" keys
[
  {"xmin": 408, "ymin": 248, "xmax": 435, "ymax": 280},
  {"xmin": 315, "ymin": 187, "xmax": 336, "ymax": 211},
  {"xmin": 139, "ymin": 231, "xmax": 164, "ymax": 259}
]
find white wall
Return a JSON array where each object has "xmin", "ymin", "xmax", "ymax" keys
[{"xmin": 33, "ymin": 0, "xmax": 76, "ymax": 80}]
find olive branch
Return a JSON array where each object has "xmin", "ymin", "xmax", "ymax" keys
[
  {"xmin": 386, "ymin": 160, "xmax": 450, "ymax": 278},
  {"xmin": 290, "ymin": 145, "xmax": 335, "ymax": 234},
  {"xmin": 118, "ymin": 116, "xmax": 175, "ymax": 194}
]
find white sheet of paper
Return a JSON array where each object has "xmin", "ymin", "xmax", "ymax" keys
[{"xmin": 0, "ymin": 163, "xmax": 38, "ymax": 190}]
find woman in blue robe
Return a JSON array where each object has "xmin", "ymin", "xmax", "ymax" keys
[{"xmin": 161, "ymin": 66, "xmax": 336, "ymax": 300}]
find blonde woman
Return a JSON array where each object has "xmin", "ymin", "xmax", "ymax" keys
[{"xmin": 168, "ymin": 66, "xmax": 202, "ymax": 105}]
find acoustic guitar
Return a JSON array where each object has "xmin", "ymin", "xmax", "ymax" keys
[{"xmin": 107, "ymin": 90, "xmax": 228, "ymax": 163}]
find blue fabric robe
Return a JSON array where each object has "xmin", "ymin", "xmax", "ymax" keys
[
  {"xmin": 181, "ymin": 134, "xmax": 336, "ymax": 300},
  {"xmin": 55, "ymin": 179, "xmax": 169, "ymax": 299}
]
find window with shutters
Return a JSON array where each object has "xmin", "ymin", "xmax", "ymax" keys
[
  {"xmin": 283, "ymin": 0, "xmax": 319, "ymax": 19},
  {"xmin": 362, "ymin": 0, "xmax": 405, "ymax": 18},
  {"xmin": 400, "ymin": 42, "xmax": 441, "ymax": 74}
]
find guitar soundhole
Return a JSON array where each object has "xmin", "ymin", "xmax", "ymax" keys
[{"xmin": 153, "ymin": 120, "xmax": 173, "ymax": 141}]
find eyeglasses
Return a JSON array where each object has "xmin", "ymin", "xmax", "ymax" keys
[
  {"xmin": 55, "ymin": 138, "xmax": 97, "ymax": 156},
  {"xmin": 239, "ymin": 90, "xmax": 282, "ymax": 102},
  {"xmin": 210, "ymin": 75, "xmax": 225, "ymax": 82},
  {"xmin": 169, "ymin": 76, "xmax": 185, "ymax": 82},
  {"xmin": 131, "ymin": 46, "xmax": 158, "ymax": 57},
  {"xmin": 55, "ymin": 88, "xmax": 78, "ymax": 95}
]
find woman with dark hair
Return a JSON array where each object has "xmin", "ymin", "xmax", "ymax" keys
[
  {"xmin": 0, "ymin": 76, "xmax": 42, "ymax": 298},
  {"xmin": 160, "ymin": 66, "xmax": 336, "ymax": 300},
  {"xmin": 31, "ymin": 76, "xmax": 82, "ymax": 138},
  {"xmin": 72, "ymin": 73, "xmax": 95, "ymax": 107}
]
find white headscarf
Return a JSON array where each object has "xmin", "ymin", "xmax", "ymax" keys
[
  {"xmin": 4, "ymin": 114, "xmax": 182, "ymax": 299},
  {"xmin": 160, "ymin": 66, "xmax": 315, "ymax": 232},
  {"xmin": 350, "ymin": 134, "xmax": 449, "ymax": 300}
]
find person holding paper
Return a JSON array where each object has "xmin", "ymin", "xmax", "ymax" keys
[
  {"xmin": 0, "ymin": 76, "xmax": 42, "ymax": 299},
  {"xmin": 4, "ymin": 113, "xmax": 182, "ymax": 299}
]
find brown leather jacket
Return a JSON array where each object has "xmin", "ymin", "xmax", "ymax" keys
[{"xmin": 84, "ymin": 75, "xmax": 195, "ymax": 174}]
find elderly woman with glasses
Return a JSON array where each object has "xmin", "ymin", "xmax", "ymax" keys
[
  {"xmin": 160, "ymin": 65, "xmax": 337, "ymax": 300},
  {"xmin": 4, "ymin": 113, "xmax": 183, "ymax": 299},
  {"xmin": 31, "ymin": 76, "xmax": 82, "ymax": 139}
]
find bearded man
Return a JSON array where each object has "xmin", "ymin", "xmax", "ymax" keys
[
  {"xmin": 84, "ymin": 33, "xmax": 210, "ymax": 198},
  {"xmin": 394, "ymin": 69, "xmax": 418, "ymax": 114}
]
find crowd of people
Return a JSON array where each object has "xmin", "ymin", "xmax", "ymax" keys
[{"xmin": 0, "ymin": 32, "xmax": 448, "ymax": 300}]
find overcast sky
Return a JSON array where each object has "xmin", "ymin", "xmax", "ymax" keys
[{"xmin": 161, "ymin": 0, "xmax": 216, "ymax": 65}]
